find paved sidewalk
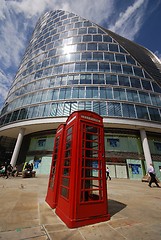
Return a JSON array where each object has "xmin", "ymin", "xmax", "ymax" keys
[{"xmin": 0, "ymin": 175, "xmax": 161, "ymax": 240}]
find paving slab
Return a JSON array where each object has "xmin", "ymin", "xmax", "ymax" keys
[{"xmin": 0, "ymin": 175, "xmax": 161, "ymax": 240}]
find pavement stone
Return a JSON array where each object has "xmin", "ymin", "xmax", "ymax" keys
[{"xmin": 0, "ymin": 175, "xmax": 161, "ymax": 240}]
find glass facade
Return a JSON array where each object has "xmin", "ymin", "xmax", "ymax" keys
[{"xmin": 1, "ymin": 10, "xmax": 161, "ymax": 126}]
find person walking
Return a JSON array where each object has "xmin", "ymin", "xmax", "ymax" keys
[
  {"xmin": 148, "ymin": 163, "xmax": 160, "ymax": 188},
  {"xmin": 106, "ymin": 166, "xmax": 111, "ymax": 180}
]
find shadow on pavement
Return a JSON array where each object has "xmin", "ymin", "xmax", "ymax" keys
[{"xmin": 108, "ymin": 199, "xmax": 126, "ymax": 216}]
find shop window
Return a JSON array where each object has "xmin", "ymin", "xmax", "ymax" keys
[
  {"xmin": 38, "ymin": 139, "xmax": 46, "ymax": 147},
  {"xmin": 154, "ymin": 142, "xmax": 161, "ymax": 151},
  {"xmin": 107, "ymin": 138, "xmax": 120, "ymax": 147}
]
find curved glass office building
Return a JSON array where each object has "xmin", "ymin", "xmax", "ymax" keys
[{"xmin": 1, "ymin": 10, "xmax": 161, "ymax": 179}]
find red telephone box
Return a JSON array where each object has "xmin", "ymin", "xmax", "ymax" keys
[
  {"xmin": 46, "ymin": 124, "xmax": 65, "ymax": 208},
  {"xmin": 55, "ymin": 110, "xmax": 110, "ymax": 228}
]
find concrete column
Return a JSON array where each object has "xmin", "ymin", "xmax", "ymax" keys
[
  {"xmin": 10, "ymin": 128, "xmax": 25, "ymax": 167},
  {"xmin": 140, "ymin": 129, "xmax": 152, "ymax": 170}
]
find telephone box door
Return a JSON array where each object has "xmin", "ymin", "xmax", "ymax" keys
[{"xmin": 45, "ymin": 124, "xmax": 65, "ymax": 208}]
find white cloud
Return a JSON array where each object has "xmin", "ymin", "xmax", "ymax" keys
[
  {"xmin": 0, "ymin": 70, "xmax": 12, "ymax": 109},
  {"xmin": 154, "ymin": 51, "xmax": 161, "ymax": 62},
  {"xmin": 0, "ymin": 0, "xmax": 159, "ymax": 110},
  {"xmin": 109, "ymin": 0, "xmax": 149, "ymax": 40}
]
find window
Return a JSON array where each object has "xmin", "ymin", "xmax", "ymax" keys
[
  {"xmin": 126, "ymin": 55, "xmax": 136, "ymax": 65},
  {"xmin": 152, "ymin": 82, "xmax": 161, "ymax": 93},
  {"xmin": 78, "ymin": 27, "xmax": 87, "ymax": 34},
  {"xmin": 151, "ymin": 94, "xmax": 161, "ymax": 106},
  {"xmin": 107, "ymin": 138, "xmax": 120, "ymax": 147},
  {"xmin": 100, "ymin": 87, "xmax": 106, "ymax": 98},
  {"xmin": 130, "ymin": 77, "xmax": 141, "ymax": 89},
  {"xmin": 93, "ymin": 35, "xmax": 102, "ymax": 41},
  {"xmin": 87, "ymin": 43, "xmax": 97, "ymax": 50},
  {"xmin": 108, "ymin": 102, "xmax": 122, "ymax": 116},
  {"xmin": 154, "ymin": 142, "xmax": 161, "ymax": 151},
  {"xmin": 93, "ymin": 52, "xmax": 103, "ymax": 60},
  {"xmin": 88, "ymin": 27, "xmax": 97, "ymax": 34},
  {"xmin": 77, "ymin": 43, "xmax": 86, "ymax": 51},
  {"xmin": 148, "ymin": 107, "xmax": 161, "ymax": 121},
  {"xmin": 122, "ymin": 65, "xmax": 133, "ymax": 75},
  {"xmin": 86, "ymin": 87, "xmax": 98, "ymax": 98},
  {"xmin": 136, "ymin": 105, "xmax": 149, "ymax": 120},
  {"xmin": 75, "ymin": 62, "xmax": 86, "ymax": 72},
  {"xmin": 115, "ymin": 54, "xmax": 125, "ymax": 62},
  {"xmin": 87, "ymin": 62, "xmax": 98, "ymax": 72},
  {"xmin": 113, "ymin": 88, "xmax": 126, "ymax": 100},
  {"xmin": 133, "ymin": 67, "xmax": 144, "ymax": 77},
  {"xmin": 109, "ymin": 44, "xmax": 118, "ymax": 52},
  {"xmin": 83, "ymin": 35, "xmax": 92, "ymax": 42},
  {"xmin": 80, "ymin": 74, "xmax": 91, "ymax": 84},
  {"xmin": 104, "ymin": 53, "xmax": 114, "ymax": 61},
  {"xmin": 122, "ymin": 103, "xmax": 136, "ymax": 118},
  {"xmin": 98, "ymin": 43, "xmax": 108, "ymax": 51},
  {"xmin": 118, "ymin": 76, "xmax": 130, "ymax": 87},
  {"xmin": 106, "ymin": 88, "xmax": 113, "ymax": 99},
  {"xmin": 127, "ymin": 89, "xmax": 139, "ymax": 102},
  {"xmin": 99, "ymin": 62, "xmax": 110, "ymax": 72},
  {"xmin": 142, "ymin": 80, "xmax": 152, "ymax": 91},
  {"xmin": 103, "ymin": 35, "xmax": 112, "ymax": 42},
  {"xmin": 93, "ymin": 74, "xmax": 104, "ymax": 84},
  {"xmin": 106, "ymin": 74, "xmax": 118, "ymax": 85},
  {"xmin": 82, "ymin": 52, "xmax": 92, "ymax": 60},
  {"xmin": 111, "ymin": 63, "xmax": 122, "ymax": 73},
  {"xmin": 139, "ymin": 92, "xmax": 151, "ymax": 104}
]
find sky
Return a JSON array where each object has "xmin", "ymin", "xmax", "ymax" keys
[{"xmin": 0, "ymin": 0, "xmax": 161, "ymax": 110}]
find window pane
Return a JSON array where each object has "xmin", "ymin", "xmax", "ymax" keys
[
  {"xmin": 80, "ymin": 74, "xmax": 91, "ymax": 84},
  {"xmin": 148, "ymin": 107, "xmax": 161, "ymax": 121},
  {"xmin": 111, "ymin": 63, "xmax": 122, "ymax": 73},
  {"xmin": 130, "ymin": 77, "xmax": 141, "ymax": 89},
  {"xmin": 133, "ymin": 67, "xmax": 144, "ymax": 77},
  {"xmin": 106, "ymin": 74, "xmax": 118, "ymax": 85},
  {"xmin": 93, "ymin": 52, "xmax": 103, "ymax": 60},
  {"xmin": 100, "ymin": 87, "xmax": 106, "ymax": 98},
  {"xmin": 106, "ymin": 88, "xmax": 113, "ymax": 99},
  {"xmin": 139, "ymin": 92, "xmax": 151, "ymax": 104},
  {"xmin": 82, "ymin": 35, "xmax": 92, "ymax": 42},
  {"xmin": 118, "ymin": 76, "xmax": 130, "ymax": 86},
  {"xmin": 109, "ymin": 44, "xmax": 118, "ymax": 52},
  {"xmin": 126, "ymin": 55, "xmax": 136, "ymax": 65},
  {"xmin": 108, "ymin": 102, "xmax": 122, "ymax": 116},
  {"xmin": 93, "ymin": 74, "xmax": 105, "ymax": 84},
  {"xmin": 122, "ymin": 65, "xmax": 133, "ymax": 75},
  {"xmin": 87, "ymin": 43, "xmax": 97, "ymax": 50},
  {"xmin": 122, "ymin": 103, "xmax": 136, "ymax": 118},
  {"xmin": 141, "ymin": 80, "xmax": 152, "ymax": 91},
  {"xmin": 87, "ymin": 62, "xmax": 98, "ymax": 72},
  {"xmin": 115, "ymin": 54, "xmax": 125, "ymax": 62},
  {"xmin": 126, "ymin": 89, "xmax": 139, "ymax": 102},
  {"xmin": 98, "ymin": 43, "xmax": 108, "ymax": 51},
  {"xmin": 136, "ymin": 105, "xmax": 149, "ymax": 120},
  {"xmin": 104, "ymin": 53, "xmax": 114, "ymax": 61},
  {"xmin": 99, "ymin": 62, "xmax": 110, "ymax": 72},
  {"xmin": 75, "ymin": 62, "xmax": 86, "ymax": 72},
  {"xmin": 113, "ymin": 88, "xmax": 126, "ymax": 100},
  {"xmin": 103, "ymin": 35, "xmax": 112, "ymax": 42},
  {"xmin": 82, "ymin": 52, "xmax": 92, "ymax": 60}
]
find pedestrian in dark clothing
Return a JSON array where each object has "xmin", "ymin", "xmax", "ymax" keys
[
  {"xmin": 106, "ymin": 166, "xmax": 111, "ymax": 180},
  {"xmin": 6, "ymin": 164, "xmax": 13, "ymax": 179},
  {"xmin": 148, "ymin": 163, "xmax": 160, "ymax": 188}
]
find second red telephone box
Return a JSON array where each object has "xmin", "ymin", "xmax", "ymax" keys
[
  {"xmin": 55, "ymin": 110, "xmax": 110, "ymax": 228},
  {"xmin": 46, "ymin": 124, "xmax": 65, "ymax": 208}
]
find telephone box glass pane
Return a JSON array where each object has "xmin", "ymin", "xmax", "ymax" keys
[
  {"xmin": 49, "ymin": 136, "xmax": 60, "ymax": 189},
  {"xmin": 60, "ymin": 126, "xmax": 73, "ymax": 199},
  {"xmin": 80, "ymin": 123, "xmax": 103, "ymax": 202}
]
